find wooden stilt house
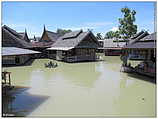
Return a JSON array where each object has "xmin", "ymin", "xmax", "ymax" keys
[
  {"xmin": 121, "ymin": 32, "xmax": 156, "ymax": 77},
  {"xmin": 2, "ymin": 47, "xmax": 40, "ymax": 65},
  {"xmin": 47, "ymin": 30, "xmax": 99, "ymax": 62}
]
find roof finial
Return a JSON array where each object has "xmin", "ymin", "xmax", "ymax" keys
[
  {"xmin": 44, "ymin": 24, "xmax": 46, "ymax": 31},
  {"xmin": 34, "ymin": 35, "xmax": 36, "ymax": 41},
  {"xmin": 25, "ymin": 28, "xmax": 27, "ymax": 34}
]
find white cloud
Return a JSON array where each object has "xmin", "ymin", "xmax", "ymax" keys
[
  {"xmin": 84, "ymin": 22, "xmax": 113, "ymax": 27},
  {"xmin": 3, "ymin": 23, "xmax": 27, "ymax": 29},
  {"xmin": 110, "ymin": 27, "xmax": 118, "ymax": 32},
  {"xmin": 63, "ymin": 21, "xmax": 113, "ymax": 32},
  {"xmin": 63, "ymin": 26, "xmax": 95, "ymax": 31}
]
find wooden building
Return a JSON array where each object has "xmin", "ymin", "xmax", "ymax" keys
[
  {"xmin": 121, "ymin": 32, "xmax": 156, "ymax": 77},
  {"xmin": 28, "ymin": 26, "xmax": 61, "ymax": 57},
  {"xmin": 97, "ymin": 40, "xmax": 104, "ymax": 53},
  {"xmin": 30, "ymin": 35, "xmax": 40, "ymax": 43},
  {"xmin": 2, "ymin": 47, "xmax": 40, "ymax": 65},
  {"xmin": 40, "ymin": 26, "xmax": 61, "ymax": 43},
  {"xmin": 104, "ymin": 38, "xmax": 126, "ymax": 56},
  {"xmin": 2, "ymin": 25, "xmax": 30, "ymax": 48},
  {"xmin": 47, "ymin": 30, "xmax": 99, "ymax": 62},
  {"xmin": 18, "ymin": 29, "xmax": 30, "ymax": 43}
]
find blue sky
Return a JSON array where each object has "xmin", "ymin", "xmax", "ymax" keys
[{"xmin": 2, "ymin": 1, "xmax": 156, "ymax": 38}]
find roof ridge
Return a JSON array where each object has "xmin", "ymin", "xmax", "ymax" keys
[
  {"xmin": 46, "ymin": 30, "xmax": 58, "ymax": 34},
  {"xmin": 3, "ymin": 28, "xmax": 30, "ymax": 48},
  {"xmin": 3, "ymin": 25, "xmax": 20, "ymax": 37}
]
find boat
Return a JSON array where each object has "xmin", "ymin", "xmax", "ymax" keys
[{"xmin": 45, "ymin": 62, "xmax": 58, "ymax": 68}]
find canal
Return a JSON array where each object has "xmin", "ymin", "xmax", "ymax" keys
[{"xmin": 2, "ymin": 56, "xmax": 156, "ymax": 117}]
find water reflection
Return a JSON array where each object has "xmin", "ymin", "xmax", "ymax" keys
[
  {"xmin": 2, "ymin": 56, "xmax": 156, "ymax": 117},
  {"xmin": 114, "ymin": 72, "xmax": 156, "ymax": 117},
  {"xmin": 2, "ymin": 86, "xmax": 49, "ymax": 117}
]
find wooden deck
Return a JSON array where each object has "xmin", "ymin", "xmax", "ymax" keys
[
  {"xmin": 134, "ymin": 67, "xmax": 156, "ymax": 78},
  {"xmin": 120, "ymin": 66, "xmax": 156, "ymax": 78}
]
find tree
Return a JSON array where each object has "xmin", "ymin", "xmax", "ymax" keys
[
  {"xmin": 56, "ymin": 29, "xmax": 72, "ymax": 36},
  {"xmin": 105, "ymin": 31, "xmax": 115, "ymax": 39},
  {"xmin": 105, "ymin": 31, "xmax": 120, "ymax": 39},
  {"xmin": 118, "ymin": 7, "xmax": 137, "ymax": 39},
  {"xmin": 96, "ymin": 33, "xmax": 103, "ymax": 39},
  {"xmin": 114, "ymin": 31, "xmax": 120, "ymax": 38}
]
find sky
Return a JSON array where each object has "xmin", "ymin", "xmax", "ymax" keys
[{"xmin": 2, "ymin": 1, "xmax": 156, "ymax": 38}]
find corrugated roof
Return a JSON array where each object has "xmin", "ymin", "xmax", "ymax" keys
[{"xmin": 2, "ymin": 47, "xmax": 41, "ymax": 56}]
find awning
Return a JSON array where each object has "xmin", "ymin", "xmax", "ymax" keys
[
  {"xmin": 2, "ymin": 47, "xmax": 41, "ymax": 56},
  {"xmin": 47, "ymin": 47, "xmax": 74, "ymax": 51}
]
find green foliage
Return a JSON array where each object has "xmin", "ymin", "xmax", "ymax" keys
[
  {"xmin": 118, "ymin": 6, "xmax": 137, "ymax": 39},
  {"xmin": 56, "ymin": 29, "xmax": 72, "ymax": 36},
  {"xmin": 96, "ymin": 33, "xmax": 103, "ymax": 39},
  {"xmin": 105, "ymin": 31, "xmax": 120, "ymax": 39}
]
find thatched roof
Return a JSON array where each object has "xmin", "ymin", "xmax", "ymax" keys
[
  {"xmin": 30, "ymin": 36, "xmax": 40, "ymax": 42},
  {"xmin": 2, "ymin": 25, "xmax": 31, "ymax": 48},
  {"xmin": 123, "ymin": 32, "xmax": 156, "ymax": 49},
  {"xmin": 2, "ymin": 25, "xmax": 30, "ymax": 42},
  {"xmin": 40, "ymin": 26, "xmax": 61, "ymax": 42},
  {"xmin": 48, "ymin": 30, "xmax": 99, "ymax": 50},
  {"xmin": 30, "ymin": 42, "xmax": 54, "ymax": 48},
  {"xmin": 127, "ymin": 31, "xmax": 149, "ymax": 45},
  {"xmin": 123, "ymin": 42, "xmax": 156, "ymax": 49},
  {"xmin": 139, "ymin": 32, "xmax": 156, "ymax": 42},
  {"xmin": 104, "ymin": 39, "xmax": 126, "ymax": 49},
  {"xmin": 45, "ymin": 30, "xmax": 61, "ymax": 41}
]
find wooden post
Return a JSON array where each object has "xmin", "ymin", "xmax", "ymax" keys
[
  {"xmin": 9, "ymin": 73, "xmax": 11, "ymax": 86},
  {"xmin": 4, "ymin": 73, "xmax": 6, "ymax": 84}
]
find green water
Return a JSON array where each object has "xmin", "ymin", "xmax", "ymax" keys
[{"xmin": 2, "ymin": 56, "xmax": 156, "ymax": 117}]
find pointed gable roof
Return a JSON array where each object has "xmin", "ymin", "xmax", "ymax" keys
[
  {"xmin": 127, "ymin": 31, "xmax": 149, "ymax": 45},
  {"xmin": 2, "ymin": 25, "xmax": 30, "ymax": 48},
  {"xmin": 46, "ymin": 30, "xmax": 61, "ymax": 41},
  {"xmin": 40, "ymin": 26, "xmax": 61, "ymax": 42},
  {"xmin": 123, "ymin": 32, "xmax": 156, "ymax": 49},
  {"xmin": 48, "ymin": 30, "xmax": 99, "ymax": 50},
  {"xmin": 139, "ymin": 32, "xmax": 156, "ymax": 42}
]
